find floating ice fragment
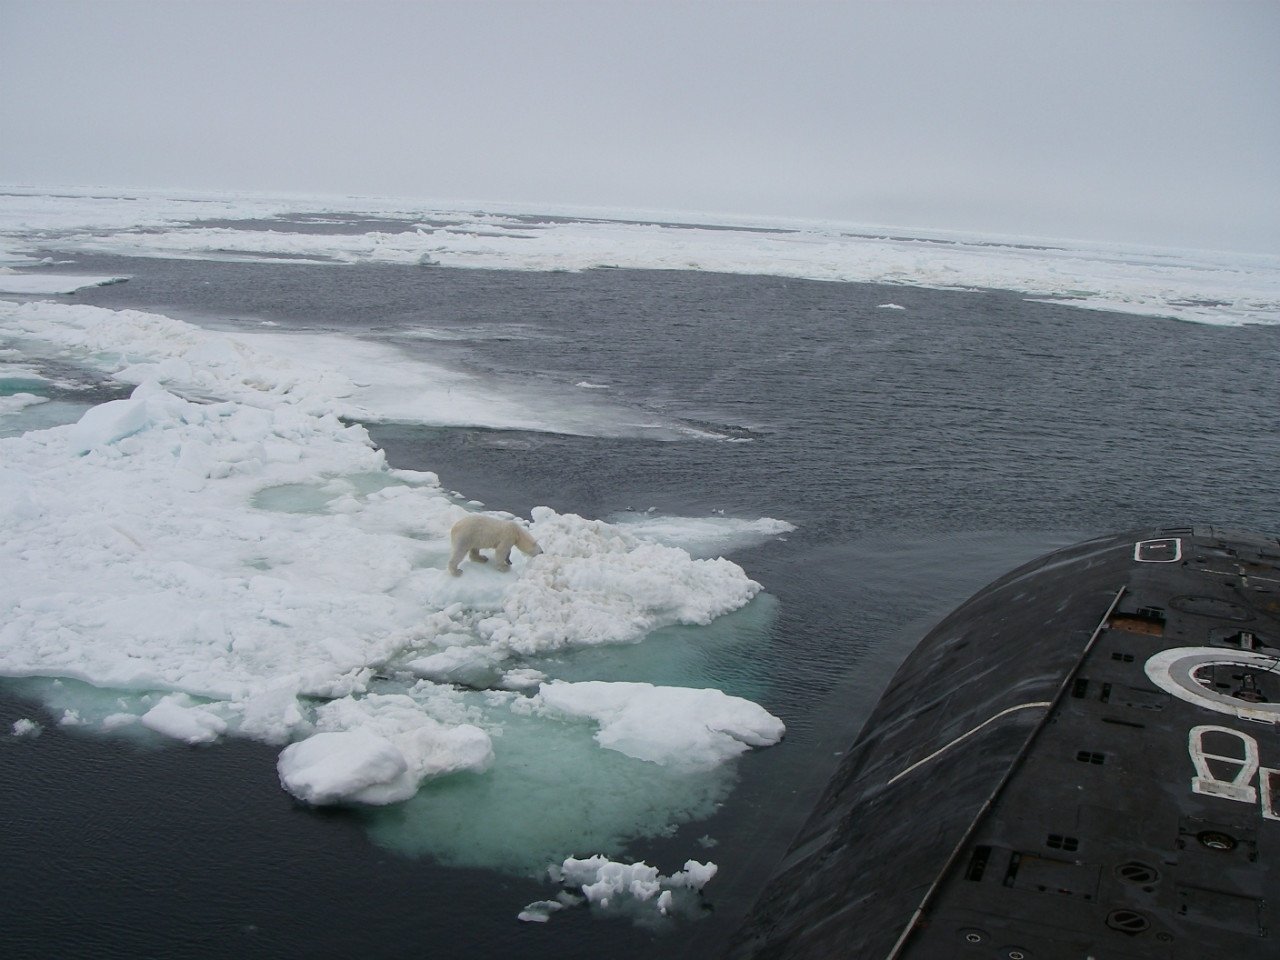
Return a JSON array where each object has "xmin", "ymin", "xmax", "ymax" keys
[
  {"xmin": 526, "ymin": 854, "xmax": 719, "ymax": 923},
  {"xmin": 0, "ymin": 393, "xmax": 49, "ymax": 416},
  {"xmin": 140, "ymin": 694, "xmax": 228, "ymax": 744},
  {"xmin": 668, "ymin": 859, "xmax": 719, "ymax": 889},
  {"xmin": 0, "ymin": 273, "xmax": 128, "ymax": 295},
  {"xmin": 608, "ymin": 511, "xmax": 796, "ymax": 557},
  {"xmin": 498, "ymin": 668, "xmax": 546, "ymax": 691},
  {"xmin": 517, "ymin": 900, "xmax": 565, "ymax": 923},
  {"xmin": 277, "ymin": 693, "xmax": 495, "ymax": 806},
  {"xmin": 10, "ymin": 718, "xmax": 41, "ymax": 737},
  {"xmin": 533, "ymin": 680, "xmax": 785, "ymax": 769},
  {"xmin": 277, "ymin": 729, "xmax": 412, "ymax": 805},
  {"xmin": 407, "ymin": 646, "xmax": 505, "ymax": 687}
]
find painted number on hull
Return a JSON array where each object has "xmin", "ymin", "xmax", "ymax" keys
[
  {"xmin": 1135, "ymin": 538, "xmax": 1182, "ymax": 563},
  {"xmin": 1189, "ymin": 725, "xmax": 1280, "ymax": 820}
]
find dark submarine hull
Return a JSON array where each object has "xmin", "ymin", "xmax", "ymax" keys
[{"xmin": 730, "ymin": 526, "xmax": 1279, "ymax": 959}]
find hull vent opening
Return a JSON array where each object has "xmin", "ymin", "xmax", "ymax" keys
[
  {"xmin": 1106, "ymin": 909, "xmax": 1152, "ymax": 935},
  {"xmin": 1115, "ymin": 861, "xmax": 1161, "ymax": 887}
]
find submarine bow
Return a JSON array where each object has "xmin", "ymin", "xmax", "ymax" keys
[{"xmin": 730, "ymin": 526, "xmax": 1279, "ymax": 959}]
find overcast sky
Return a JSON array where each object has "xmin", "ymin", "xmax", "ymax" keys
[{"xmin": 2, "ymin": 0, "xmax": 1277, "ymax": 253}]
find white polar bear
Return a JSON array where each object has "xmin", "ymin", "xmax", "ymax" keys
[{"xmin": 448, "ymin": 514, "xmax": 543, "ymax": 576}]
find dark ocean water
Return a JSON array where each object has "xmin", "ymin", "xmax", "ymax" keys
[{"xmin": 4, "ymin": 250, "xmax": 1279, "ymax": 959}]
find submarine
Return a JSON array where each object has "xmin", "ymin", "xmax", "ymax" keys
[{"xmin": 730, "ymin": 525, "xmax": 1278, "ymax": 959}]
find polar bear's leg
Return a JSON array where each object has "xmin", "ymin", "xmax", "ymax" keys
[
  {"xmin": 494, "ymin": 533, "xmax": 514, "ymax": 571},
  {"xmin": 447, "ymin": 541, "xmax": 468, "ymax": 576},
  {"xmin": 468, "ymin": 548, "xmax": 489, "ymax": 563}
]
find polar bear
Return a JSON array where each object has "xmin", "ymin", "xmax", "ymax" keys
[{"xmin": 448, "ymin": 514, "xmax": 543, "ymax": 576}]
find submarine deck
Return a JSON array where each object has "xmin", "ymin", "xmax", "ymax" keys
[{"xmin": 730, "ymin": 526, "xmax": 1280, "ymax": 959}]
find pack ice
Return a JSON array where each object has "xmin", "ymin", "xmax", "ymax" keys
[{"xmin": 0, "ymin": 298, "xmax": 787, "ymax": 862}]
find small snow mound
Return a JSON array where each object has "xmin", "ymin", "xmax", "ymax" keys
[
  {"xmin": 140, "ymin": 694, "xmax": 228, "ymax": 744},
  {"xmin": 277, "ymin": 693, "xmax": 494, "ymax": 805},
  {"xmin": 477, "ymin": 508, "xmax": 762, "ymax": 654},
  {"xmin": 66, "ymin": 381, "xmax": 182, "ymax": 455},
  {"xmin": 278, "ymin": 729, "xmax": 411, "ymax": 805},
  {"xmin": 67, "ymin": 395, "xmax": 153, "ymax": 454},
  {"xmin": 533, "ymin": 680, "xmax": 785, "ymax": 768}
]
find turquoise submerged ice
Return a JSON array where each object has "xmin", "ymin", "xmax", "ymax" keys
[{"xmin": 0, "ymin": 296, "xmax": 790, "ymax": 877}]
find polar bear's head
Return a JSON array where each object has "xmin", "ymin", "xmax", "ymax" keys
[{"xmin": 515, "ymin": 526, "xmax": 543, "ymax": 557}]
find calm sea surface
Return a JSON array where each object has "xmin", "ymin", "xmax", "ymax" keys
[{"xmin": 4, "ymin": 248, "xmax": 1279, "ymax": 958}]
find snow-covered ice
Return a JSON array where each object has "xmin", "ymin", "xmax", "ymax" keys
[
  {"xmin": 0, "ymin": 392, "xmax": 49, "ymax": 416},
  {"xmin": 0, "ymin": 299, "xmax": 697, "ymax": 439},
  {"xmin": 0, "ymin": 272, "xmax": 128, "ymax": 295},
  {"xmin": 2, "ymin": 186, "xmax": 1275, "ymax": 327},
  {"xmin": 518, "ymin": 854, "xmax": 719, "ymax": 923},
  {"xmin": 0, "ymin": 289, "xmax": 790, "ymax": 881},
  {"xmin": 10, "ymin": 718, "xmax": 42, "ymax": 737},
  {"xmin": 609, "ymin": 511, "xmax": 795, "ymax": 558},
  {"xmin": 531, "ymin": 680, "xmax": 785, "ymax": 769}
]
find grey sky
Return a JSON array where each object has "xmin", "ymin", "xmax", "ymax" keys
[{"xmin": 2, "ymin": 0, "xmax": 1277, "ymax": 253}]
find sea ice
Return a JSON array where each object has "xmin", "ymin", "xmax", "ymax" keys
[
  {"xmin": 0, "ymin": 239, "xmax": 792, "ymax": 894},
  {"xmin": 532, "ymin": 680, "xmax": 785, "ymax": 769},
  {"xmin": 10, "ymin": 718, "xmax": 41, "ymax": 737},
  {"xmin": 0, "ymin": 336, "xmax": 783, "ymax": 836},
  {"xmin": 277, "ymin": 729, "xmax": 415, "ymax": 805},
  {"xmin": 66, "ymin": 391, "xmax": 157, "ymax": 454},
  {"xmin": 277, "ymin": 691, "xmax": 494, "ymax": 805},
  {"xmin": 5, "ymin": 188, "xmax": 1274, "ymax": 327},
  {"xmin": 609, "ymin": 511, "xmax": 796, "ymax": 558},
  {"xmin": 520, "ymin": 854, "xmax": 719, "ymax": 922},
  {"xmin": 0, "ymin": 273, "xmax": 128, "ymax": 295},
  {"xmin": 0, "ymin": 393, "xmax": 49, "ymax": 418},
  {"xmin": 0, "ymin": 299, "xmax": 697, "ymax": 439},
  {"xmin": 140, "ymin": 693, "xmax": 228, "ymax": 744}
]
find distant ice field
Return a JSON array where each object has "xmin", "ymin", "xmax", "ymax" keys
[{"xmin": 2, "ymin": 186, "xmax": 1277, "ymax": 327}]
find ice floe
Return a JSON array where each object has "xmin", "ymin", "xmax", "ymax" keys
[
  {"xmin": 0, "ymin": 299, "xmax": 697, "ymax": 439},
  {"xmin": 0, "ymin": 295, "xmax": 790, "ymax": 883},
  {"xmin": 530, "ymin": 680, "xmax": 785, "ymax": 769},
  {"xmin": 519, "ymin": 855, "xmax": 719, "ymax": 923},
  {"xmin": 10, "ymin": 718, "xmax": 42, "ymax": 738},
  {"xmin": 0, "ymin": 193, "xmax": 803, "ymax": 908},
  {"xmin": 0, "ymin": 392, "xmax": 49, "ymax": 416},
  {"xmin": 609, "ymin": 511, "xmax": 796, "ymax": 558},
  {"xmin": 0, "ymin": 272, "xmax": 128, "ymax": 295}
]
